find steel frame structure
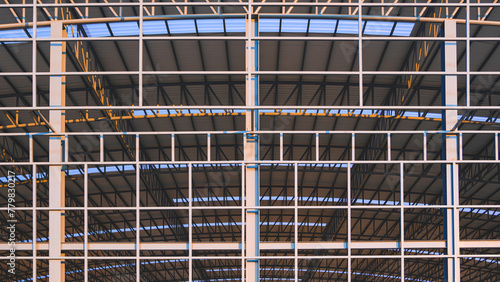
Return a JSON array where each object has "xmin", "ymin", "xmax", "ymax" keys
[{"xmin": 0, "ymin": 0, "xmax": 500, "ymax": 281}]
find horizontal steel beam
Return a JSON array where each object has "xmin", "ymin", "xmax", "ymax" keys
[
  {"xmin": 2, "ymin": 36, "xmax": 500, "ymax": 42},
  {"xmin": 3, "ymin": 240, "xmax": 500, "ymax": 252},
  {"xmin": 1, "ymin": 105, "xmax": 499, "ymax": 111},
  {"xmin": 1, "ymin": 12, "xmax": 500, "ymax": 30},
  {"xmin": 1, "ymin": 71, "xmax": 500, "ymax": 75}
]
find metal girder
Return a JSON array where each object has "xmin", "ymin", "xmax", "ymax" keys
[
  {"xmin": 442, "ymin": 19, "xmax": 460, "ymax": 282},
  {"xmin": 48, "ymin": 21, "xmax": 66, "ymax": 282},
  {"xmin": 245, "ymin": 14, "xmax": 260, "ymax": 282}
]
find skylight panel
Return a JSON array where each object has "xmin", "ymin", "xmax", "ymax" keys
[
  {"xmin": 82, "ymin": 23, "xmax": 111, "ymax": 37},
  {"xmin": 281, "ymin": 18, "xmax": 309, "ymax": 33},
  {"xmin": 109, "ymin": 21, "xmax": 140, "ymax": 36},
  {"xmin": 65, "ymin": 28, "xmax": 77, "ymax": 38},
  {"xmin": 393, "ymin": 22, "xmax": 415, "ymax": 36},
  {"xmin": 167, "ymin": 19, "xmax": 197, "ymax": 34},
  {"xmin": 133, "ymin": 110, "xmax": 148, "ymax": 116},
  {"xmin": 259, "ymin": 18, "xmax": 280, "ymax": 32},
  {"xmin": 0, "ymin": 28, "xmax": 29, "ymax": 39},
  {"xmin": 27, "ymin": 26, "xmax": 51, "ymax": 38},
  {"xmin": 196, "ymin": 19, "xmax": 224, "ymax": 33},
  {"xmin": 0, "ymin": 29, "xmax": 29, "ymax": 44},
  {"xmin": 337, "ymin": 20, "xmax": 361, "ymax": 34},
  {"xmin": 142, "ymin": 20, "xmax": 167, "ymax": 35},
  {"xmin": 224, "ymin": 18, "xmax": 246, "ymax": 33},
  {"xmin": 0, "ymin": 19, "xmax": 413, "ymax": 39},
  {"xmin": 309, "ymin": 19, "xmax": 337, "ymax": 33},
  {"xmin": 364, "ymin": 21, "xmax": 395, "ymax": 35}
]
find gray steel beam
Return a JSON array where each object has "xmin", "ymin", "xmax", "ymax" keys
[
  {"xmin": 245, "ymin": 14, "xmax": 260, "ymax": 282},
  {"xmin": 442, "ymin": 19, "xmax": 460, "ymax": 282},
  {"xmin": 48, "ymin": 21, "xmax": 66, "ymax": 282}
]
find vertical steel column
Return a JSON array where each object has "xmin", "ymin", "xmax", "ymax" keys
[
  {"xmin": 245, "ymin": 14, "xmax": 259, "ymax": 282},
  {"xmin": 441, "ymin": 19, "xmax": 460, "ymax": 282},
  {"xmin": 49, "ymin": 21, "xmax": 66, "ymax": 282}
]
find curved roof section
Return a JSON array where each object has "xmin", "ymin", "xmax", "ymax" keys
[{"xmin": 0, "ymin": 18, "xmax": 414, "ymax": 41}]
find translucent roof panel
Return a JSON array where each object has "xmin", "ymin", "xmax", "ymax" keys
[
  {"xmin": 364, "ymin": 21, "xmax": 395, "ymax": 35},
  {"xmin": 167, "ymin": 19, "xmax": 197, "ymax": 34},
  {"xmin": 0, "ymin": 29, "xmax": 27, "ymax": 38},
  {"xmin": 337, "ymin": 20, "xmax": 362, "ymax": 34},
  {"xmin": 281, "ymin": 18, "xmax": 309, "ymax": 33},
  {"xmin": 143, "ymin": 20, "xmax": 168, "ymax": 35},
  {"xmin": 259, "ymin": 18, "xmax": 281, "ymax": 32},
  {"xmin": 393, "ymin": 22, "xmax": 415, "ymax": 36},
  {"xmin": 82, "ymin": 23, "xmax": 111, "ymax": 37},
  {"xmin": 196, "ymin": 18, "xmax": 224, "ymax": 33},
  {"xmin": 224, "ymin": 18, "xmax": 246, "ymax": 33},
  {"xmin": 28, "ymin": 26, "xmax": 51, "ymax": 38},
  {"xmin": 0, "ymin": 18, "xmax": 415, "ymax": 44},
  {"xmin": 0, "ymin": 27, "xmax": 52, "ymax": 43},
  {"xmin": 109, "ymin": 21, "xmax": 140, "ymax": 36},
  {"xmin": 309, "ymin": 19, "xmax": 337, "ymax": 33}
]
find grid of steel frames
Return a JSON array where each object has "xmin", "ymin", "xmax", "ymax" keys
[{"xmin": 0, "ymin": 0, "xmax": 500, "ymax": 281}]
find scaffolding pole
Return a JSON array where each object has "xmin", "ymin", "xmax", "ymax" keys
[
  {"xmin": 442, "ymin": 19, "xmax": 460, "ymax": 282},
  {"xmin": 48, "ymin": 21, "xmax": 66, "ymax": 282}
]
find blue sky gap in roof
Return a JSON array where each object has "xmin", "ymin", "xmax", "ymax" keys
[{"xmin": 0, "ymin": 18, "xmax": 414, "ymax": 43}]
